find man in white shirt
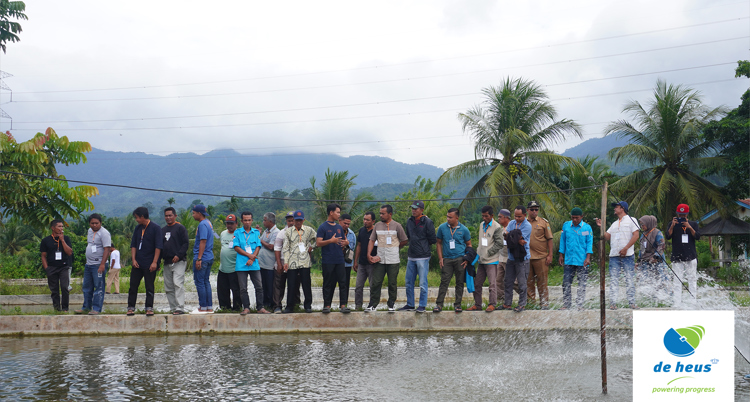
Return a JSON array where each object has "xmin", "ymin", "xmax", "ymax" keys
[
  {"xmin": 596, "ymin": 201, "xmax": 640, "ymax": 310},
  {"xmin": 106, "ymin": 245, "xmax": 121, "ymax": 294}
]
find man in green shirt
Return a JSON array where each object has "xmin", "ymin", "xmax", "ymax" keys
[{"xmin": 217, "ymin": 214, "xmax": 241, "ymax": 311}]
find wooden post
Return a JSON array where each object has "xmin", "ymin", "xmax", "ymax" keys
[{"xmin": 600, "ymin": 181, "xmax": 608, "ymax": 395}]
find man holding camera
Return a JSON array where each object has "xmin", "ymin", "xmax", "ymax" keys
[{"xmin": 666, "ymin": 204, "xmax": 701, "ymax": 306}]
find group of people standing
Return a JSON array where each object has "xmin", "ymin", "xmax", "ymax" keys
[{"xmin": 38, "ymin": 199, "xmax": 701, "ymax": 314}]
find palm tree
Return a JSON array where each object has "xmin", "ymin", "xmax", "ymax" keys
[
  {"xmin": 309, "ymin": 168, "xmax": 373, "ymax": 225},
  {"xmin": 0, "ymin": 218, "xmax": 34, "ymax": 254},
  {"xmin": 605, "ymin": 79, "xmax": 727, "ymax": 224},
  {"xmin": 167, "ymin": 197, "xmax": 176, "ymax": 206},
  {"xmin": 436, "ymin": 77, "xmax": 583, "ymax": 216}
]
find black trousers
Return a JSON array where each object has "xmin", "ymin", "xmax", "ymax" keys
[
  {"xmin": 46, "ymin": 265, "xmax": 70, "ymax": 311},
  {"xmin": 237, "ymin": 270, "xmax": 263, "ymax": 310},
  {"xmin": 217, "ymin": 271, "xmax": 242, "ymax": 311},
  {"xmin": 286, "ymin": 268, "xmax": 312, "ymax": 310},
  {"xmin": 322, "ymin": 263, "xmax": 349, "ymax": 307},
  {"xmin": 260, "ymin": 269, "xmax": 275, "ymax": 308},
  {"xmin": 273, "ymin": 269, "xmax": 301, "ymax": 310},
  {"xmin": 127, "ymin": 267, "xmax": 157, "ymax": 309}
]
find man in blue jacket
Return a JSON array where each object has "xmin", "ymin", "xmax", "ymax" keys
[
  {"xmin": 399, "ymin": 201, "xmax": 436, "ymax": 313},
  {"xmin": 558, "ymin": 207, "xmax": 593, "ymax": 310}
]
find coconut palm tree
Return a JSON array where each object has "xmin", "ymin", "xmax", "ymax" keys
[
  {"xmin": 605, "ymin": 79, "xmax": 727, "ymax": 224},
  {"xmin": 309, "ymin": 168, "xmax": 373, "ymax": 225},
  {"xmin": 436, "ymin": 77, "xmax": 583, "ymax": 217}
]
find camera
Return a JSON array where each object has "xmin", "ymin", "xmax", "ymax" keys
[{"xmin": 677, "ymin": 217, "xmax": 686, "ymax": 224}]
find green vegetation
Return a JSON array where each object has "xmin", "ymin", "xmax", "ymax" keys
[{"xmin": 0, "ymin": 0, "xmax": 26, "ymax": 54}]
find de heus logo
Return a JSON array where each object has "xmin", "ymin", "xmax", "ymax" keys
[{"xmin": 663, "ymin": 325, "xmax": 704, "ymax": 357}]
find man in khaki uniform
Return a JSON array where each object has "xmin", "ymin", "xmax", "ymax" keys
[{"xmin": 526, "ymin": 200, "xmax": 553, "ymax": 309}]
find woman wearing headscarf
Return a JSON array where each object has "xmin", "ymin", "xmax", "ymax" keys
[{"xmin": 637, "ymin": 215, "xmax": 668, "ymax": 299}]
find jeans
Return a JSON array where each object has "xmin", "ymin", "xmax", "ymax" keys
[
  {"xmin": 82, "ymin": 263, "xmax": 108, "ymax": 312},
  {"xmin": 405, "ymin": 259, "xmax": 430, "ymax": 308},
  {"xmin": 369, "ymin": 263, "xmax": 399, "ymax": 308},
  {"xmin": 286, "ymin": 268, "xmax": 313, "ymax": 310},
  {"xmin": 562, "ymin": 265, "xmax": 588, "ymax": 309},
  {"xmin": 436, "ymin": 257, "xmax": 465, "ymax": 308},
  {"xmin": 322, "ymin": 263, "xmax": 349, "ymax": 307},
  {"xmin": 504, "ymin": 259, "xmax": 529, "ymax": 307},
  {"xmin": 609, "ymin": 255, "xmax": 635, "ymax": 306},
  {"xmin": 163, "ymin": 260, "xmax": 187, "ymax": 312},
  {"xmin": 127, "ymin": 267, "xmax": 157, "ymax": 310},
  {"xmin": 260, "ymin": 269, "xmax": 275, "ymax": 308},
  {"xmin": 354, "ymin": 263, "xmax": 374, "ymax": 308},
  {"xmin": 237, "ymin": 270, "xmax": 263, "ymax": 310},
  {"xmin": 193, "ymin": 259, "xmax": 214, "ymax": 309},
  {"xmin": 217, "ymin": 271, "xmax": 242, "ymax": 311},
  {"xmin": 46, "ymin": 265, "xmax": 70, "ymax": 311}
]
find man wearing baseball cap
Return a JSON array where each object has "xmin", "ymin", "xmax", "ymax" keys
[
  {"xmin": 400, "ymin": 200, "xmax": 436, "ymax": 313},
  {"xmin": 281, "ymin": 210, "xmax": 316, "ymax": 313},
  {"xmin": 192, "ymin": 204, "xmax": 215, "ymax": 314},
  {"xmin": 596, "ymin": 201, "xmax": 640, "ymax": 309},
  {"xmin": 666, "ymin": 204, "xmax": 701, "ymax": 306}
]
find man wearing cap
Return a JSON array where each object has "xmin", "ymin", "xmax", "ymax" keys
[
  {"xmin": 353, "ymin": 211, "xmax": 377, "ymax": 310},
  {"xmin": 233, "ymin": 211, "xmax": 270, "ymax": 315},
  {"xmin": 273, "ymin": 211, "xmax": 300, "ymax": 313},
  {"xmin": 468, "ymin": 206, "xmax": 504, "ymax": 312},
  {"xmin": 434, "ymin": 208, "xmax": 473, "ymax": 313},
  {"xmin": 503, "ymin": 205, "xmax": 532, "ymax": 312},
  {"xmin": 192, "ymin": 204, "xmax": 215, "ymax": 314},
  {"xmin": 559, "ymin": 207, "xmax": 593, "ymax": 310},
  {"xmin": 217, "ymin": 214, "xmax": 241, "ymax": 311},
  {"xmin": 400, "ymin": 200, "xmax": 436, "ymax": 313},
  {"xmin": 495, "ymin": 209, "xmax": 513, "ymax": 304},
  {"xmin": 340, "ymin": 213, "xmax": 357, "ymax": 306},
  {"xmin": 526, "ymin": 200, "xmax": 554, "ymax": 309},
  {"xmin": 282, "ymin": 210, "xmax": 316, "ymax": 313},
  {"xmin": 161, "ymin": 207, "xmax": 189, "ymax": 315},
  {"xmin": 259, "ymin": 212, "xmax": 280, "ymax": 311},
  {"xmin": 366, "ymin": 204, "xmax": 409, "ymax": 312},
  {"xmin": 596, "ymin": 201, "xmax": 640, "ymax": 309},
  {"xmin": 666, "ymin": 204, "xmax": 701, "ymax": 306}
]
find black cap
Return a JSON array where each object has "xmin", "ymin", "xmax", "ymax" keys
[
  {"xmin": 527, "ymin": 200, "xmax": 540, "ymax": 208},
  {"xmin": 410, "ymin": 201, "xmax": 425, "ymax": 210}
]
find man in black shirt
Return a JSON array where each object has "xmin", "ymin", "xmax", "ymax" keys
[
  {"xmin": 161, "ymin": 207, "xmax": 189, "ymax": 314},
  {"xmin": 40, "ymin": 220, "xmax": 73, "ymax": 311},
  {"xmin": 353, "ymin": 211, "xmax": 378, "ymax": 310},
  {"xmin": 666, "ymin": 203, "xmax": 701, "ymax": 306},
  {"xmin": 127, "ymin": 207, "xmax": 163, "ymax": 316}
]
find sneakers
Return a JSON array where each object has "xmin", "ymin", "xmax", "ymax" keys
[
  {"xmin": 322, "ymin": 307, "xmax": 331, "ymax": 314},
  {"xmin": 466, "ymin": 305, "xmax": 481, "ymax": 311},
  {"xmin": 388, "ymin": 306, "xmax": 395, "ymax": 313},
  {"xmin": 305, "ymin": 308, "xmax": 313, "ymax": 313},
  {"xmin": 485, "ymin": 305, "xmax": 495, "ymax": 312},
  {"xmin": 340, "ymin": 306, "xmax": 351, "ymax": 314},
  {"xmin": 364, "ymin": 306, "xmax": 376, "ymax": 313},
  {"xmin": 274, "ymin": 307, "xmax": 282, "ymax": 314},
  {"xmin": 416, "ymin": 307, "xmax": 426, "ymax": 313},
  {"xmin": 283, "ymin": 308, "xmax": 294, "ymax": 314},
  {"xmin": 397, "ymin": 305, "xmax": 415, "ymax": 312}
]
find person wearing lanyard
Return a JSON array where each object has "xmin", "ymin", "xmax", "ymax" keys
[
  {"xmin": 127, "ymin": 207, "xmax": 163, "ymax": 316},
  {"xmin": 434, "ymin": 208, "xmax": 472, "ymax": 313},
  {"xmin": 366, "ymin": 204, "xmax": 408, "ymax": 312},
  {"xmin": 272, "ymin": 211, "xmax": 300, "ymax": 314},
  {"xmin": 233, "ymin": 211, "xmax": 270, "ymax": 315},
  {"xmin": 281, "ymin": 210, "xmax": 316, "ymax": 313},
  {"xmin": 161, "ymin": 206, "xmax": 190, "ymax": 315},
  {"xmin": 217, "ymin": 214, "xmax": 242, "ymax": 312},
  {"xmin": 258, "ymin": 212, "xmax": 280, "ymax": 311},
  {"xmin": 75, "ymin": 214, "xmax": 112, "ymax": 315},
  {"xmin": 40, "ymin": 220, "xmax": 73, "ymax": 312},
  {"xmin": 666, "ymin": 204, "xmax": 701, "ymax": 306},
  {"xmin": 468, "ymin": 205, "xmax": 504, "ymax": 312},
  {"xmin": 353, "ymin": 211, "xmax": 378, "ymax": 311},
  {"xmin": 637, "ymin": 215, "xmax": 668, "ymax": 300},
  {"xmin": 191, "ymin": 204, "xmax": 216, "ymax": 314},
  {"xmin": 558, "ymin": 207, "xmax": 593, "ymax": 310},
  {"xmin": 595, "ymin": 201, "xmax": 640, "ymax": 310}
]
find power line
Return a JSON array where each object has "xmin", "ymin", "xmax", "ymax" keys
[
  {"xmin": 0, "ymin": 169, "xmax": 601, "ymax": 202},
  {"xmin": 8, "ymin": 61, "xmax": 737, "ymax": 124},
  {"xmin": 4, "ymin": 78, "xmax": 737, "ymax": 133},
  {"xmin": 6, "ymin": 17, "xmax": 747, "ymax": 95},
  {"xmin": 5, "ymin": 37, "xmax": 746, "ymax": 104}
]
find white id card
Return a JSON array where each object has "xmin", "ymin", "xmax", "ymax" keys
[
  {"xmin": 449, "ymin": 240, "xmax": 456, "ymax": 249},
  {"xmin": 386, "ymin": 237, "xmax": 392, "ymax": 245},
  {"xmin": 682, "ymin": 234, "xmax": 689, "ymax": 244},
  {"xmin": 245, "ymin": 246, "xmax": 253, "ymax": 253},
  {"xmin": 481, "ymin": 238, "xmax": 488, "ymax": 247},
  {"xmin": 55, "ymin": 252, "xmax": 62, "ymax": 260},
  {"xmin": 298, "ymin": 243, "xmax": 306, "ymax": 253},
  {"xmin": 641, "ymin": 240, "xmax": 647, "ymax": 249},
  {"xmin": 374, "ymin": 240, "xmax": 378, "ymax": 247},
  {"xmin": 503, "ymin": 240, "xmax": 507, "ymax": 245},
  {"xmin": 91, "ymin": 245, "xmax": 97, "ymax": 253}
]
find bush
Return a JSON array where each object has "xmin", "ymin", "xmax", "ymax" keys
[{"xmin": 715, "ymin": 262, "xmax": 750, "ymax": 284}]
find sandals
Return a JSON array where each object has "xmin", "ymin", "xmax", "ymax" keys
[
  {"xmin": 172, "ymin": 310, "xmax": 185, "ymax": 315},
  {"xmin": 146, "ymin": 309, "xmax": 154, "ymax": 317},
  {"xmin": 126, "ymin": 308, "xmax": 134, "ymax": 316}
]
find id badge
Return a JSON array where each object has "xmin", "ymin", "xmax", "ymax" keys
[
  {"xmin": 386, "ymin": 237, "xmax": 392, "ymax": 245},
  {"xmin": 449, "ymin": 240, "xmax": 456, "ymax": 249},
  {"xmin": 139, "ymin": 241, "xmax": 142, "ymax": 250},
  {"xmin": 682, "ymin": 234, "xmax": 689, "ymax": 244},
  {"xmin": 374, "ymin": 240, "xmax": 378, "ymax": 247},
  {"xmin": 245, "ymin": 246, "xmax": 253, "ymax": 253},
  {"xmin": 91, "ymin": 245, "xmax": 97, "ymax": 253},
  {"xmin": 55, "ymin": 252, "xmax": 62, "ymax": 260},
  {"xmin": 298, "ymin": 243, "xmax": 306, "ymax": 253},
  {"xmin": 503, "ymin": 239, "xmax": 507, "ymax": 245},
  {"xmin": 481, "ymin": 238, "xmax": 488, "ymax": 247},
  {"xmin": 641, "ymin": 240, "xmax": 647, "ymax": 249}
]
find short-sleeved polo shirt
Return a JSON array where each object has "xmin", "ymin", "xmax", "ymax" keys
[{"xmin": 436, "ymin": 222, "xmax": 471, "ymax": 259}]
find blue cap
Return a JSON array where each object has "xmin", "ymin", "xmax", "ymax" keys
[
  {"xmin": 192, "ymin": 204, "xmax": 208, "ymax": 216},
  {"xmin": 293, "ymin": 210, "xmax": 305, "ymax": 220},
  {"xmin": 611, "ymin": 201, "xmax": 628, "ymax": 213}
]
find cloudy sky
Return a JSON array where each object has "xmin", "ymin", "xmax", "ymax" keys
[{"xmin": 0, "ymin": 0, "xmax": 747, "ymax": 169}]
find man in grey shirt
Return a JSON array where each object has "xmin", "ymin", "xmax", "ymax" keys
[
  {"xmin": 75, "ymin": 214, "xmax": 112, "ymax": 315},
  {"xmin": 259, "ymin": 212, "xmax": 280, "ymax": 311}
]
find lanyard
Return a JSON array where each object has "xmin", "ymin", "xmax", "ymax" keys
[
  {"xmin": 243, "ymin": 229, "xmax": 254, "ymax": 246},
  {"xmin": 483, "ymin": 221, "xmax": 491, "ymax": 235},
  {"xmin": 449, "ymin": 224, "xmax": 459, "ymax": 239},
  {"xmin": 141, "ymin": 221, "xmax": 149, "ymax": 241},
  {"xmin": 53, "ymin": 236, "xmax": 61, "ymax": 251},
  {"xmin": 295, "ymin": 227, "xmax": 305, "ymax": 244}
]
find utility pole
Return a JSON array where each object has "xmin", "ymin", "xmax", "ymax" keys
[{"xmin": 600, "ymin": 181, "xmax": 608, "ymax": 395}]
